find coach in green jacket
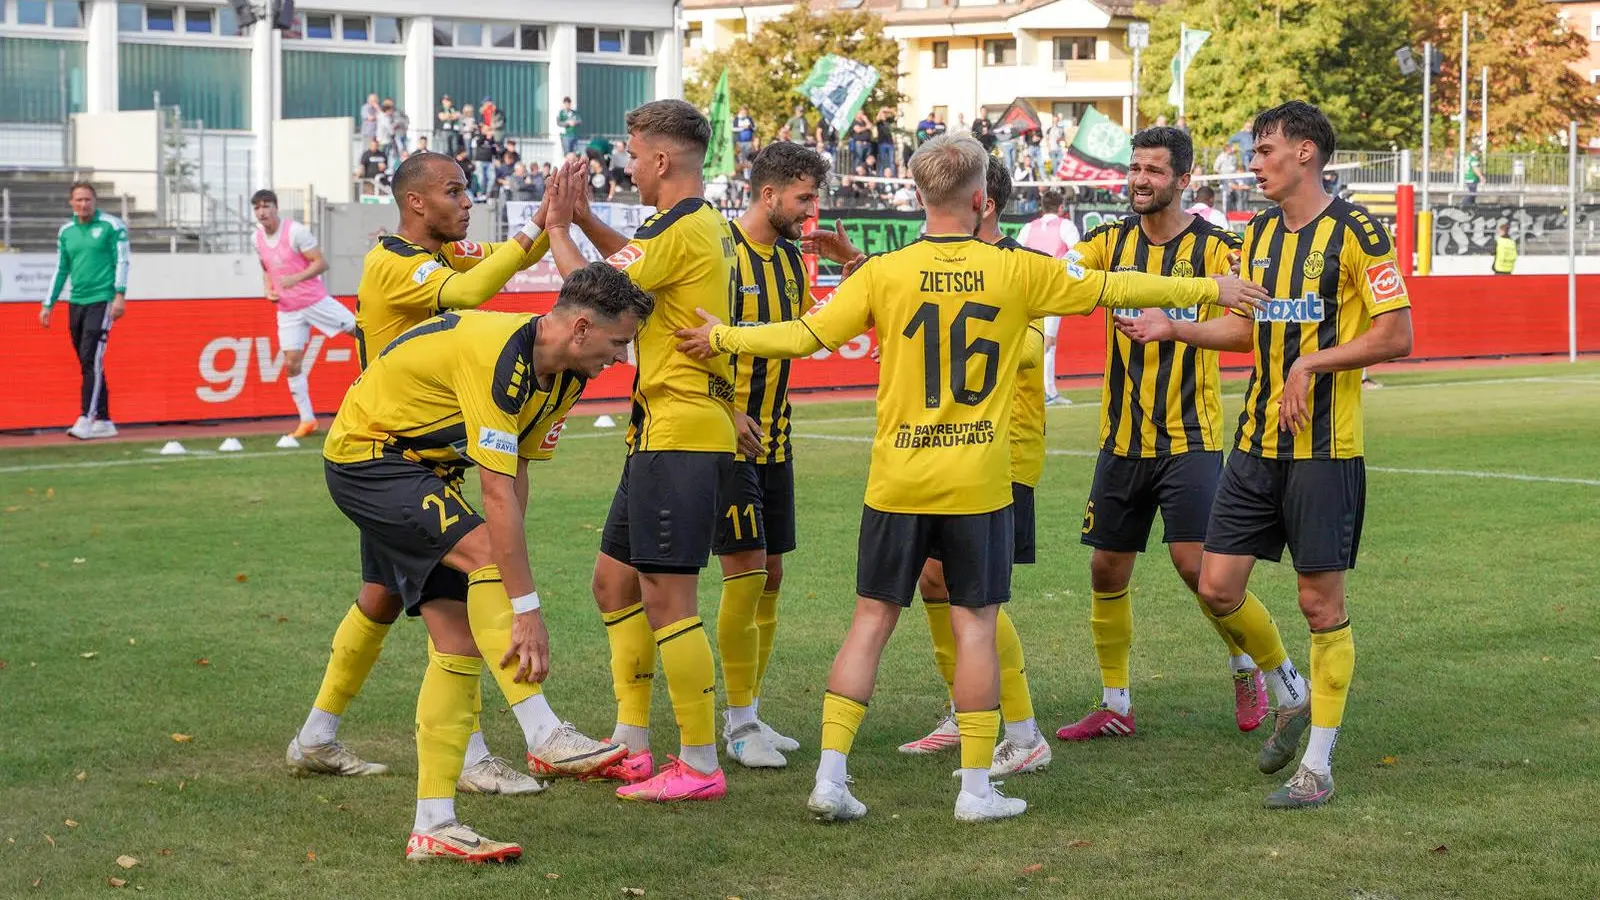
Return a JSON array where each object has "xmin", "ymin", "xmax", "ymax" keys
[{"xmin": 40, "ymin": 181, "xmax": 129, "ymax": 439}]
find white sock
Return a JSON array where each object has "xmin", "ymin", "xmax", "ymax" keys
[
  {"xmin": 1101, "ymin": 687, "xmax": 1131, "ymax": 715},
  {"xmin": 298, "ymin": 708, "xmax": 339, "ymax": 746},
  {"xmin": 751, "ymin": 697, "xmax": 761, "ymax": 717},
  {"xmin": 1302, "ymin": 726, "xmax": 1339, "ymax": 776},
  {"xmin": 413, "ymin": 797, "xmax": 455, "ymax": 832},
  {"xmin": 613, "ymin": 724, "xmax": 650, "ymax": 753},
  {"xmin": 959, "ymin": 768, "xmax": 991, "ymax": 797},
  {"xmin": 463, "ymin": 731, "xmax": 491, "ymax": 768},
  {"xmin": 817, "ymin": 748, "xmax": 848, "ymax": 785},
  {"xmin": 726, "ymin": 704, "xmax": 757, "ymax": 729},
  {"xmin": 679, "ymin": 743, "xmax": 718, "ymax": 774},
  {"xmin": 1003, "ymin": 717, "xmax": 1041, "ymax": 747},
  {"xmin": 286, "ymin": 373, "xmax": 314, "ymax": 422},
  {"xmin": 510, "ymin": 693, "xmax": 560, "ymax": 750},
  {"xmin": 1264, "ymin": 660, "xmax": 1309, "ymax": 708},
  {"xmin": 1229, "ymin": 653, "xmax": 1256, "ymax": 672}
]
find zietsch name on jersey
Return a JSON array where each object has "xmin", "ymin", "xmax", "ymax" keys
[
  {"xmin": 893, "ymin": 419, "xmax": 997, "ymax": 449},
  {"xmin": 920, "ymin": 270, "xmax": 986, "ymax": 293}
]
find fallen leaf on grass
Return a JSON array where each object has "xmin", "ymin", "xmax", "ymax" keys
[
  {"xmin": 127, "ymin": 639, "xmax": 135, "ymax": 646},
  {"xmin": 43, "ymin": 834, "xmax": 55, "ymax": 848},
  {"xmin": 0, "ymin": 659, "xmax": 7, "ymax": 669},
  {"xmin": 276, "ymin": 616, "xmax": 288, "ymax": 623},
  {"xmin": 31, "ymin": 878, "xmax": 41, "ymax": 888},
  {"xmin": 235, "ymin": 574, "xmax": 248, "ymax": 583},
  {"xmin": 171, "ymin": 733, "xmax": 193, "ymax": 743},
  {"xmin": 178, "ymin": 780, "xmax": 185, "ymax": 791},
  {"xmin": 545, "ymin": 873, "xmax": 559, "ymax": 880},
  {"xmin": 335, "ymin": 804, "xmax": 349, "ymax": 811},
  {"xmin": 73, "ymin": 558, "xmax": 87, "ymax": 565},
  {"xmin": 80, "ymin": 652, "xmax": 98, "ymax": 659},
  {"xmin": 306, "ymin": 851, "xmax": 317, "ymax": 862},
  {"xmin": 45, "ymin": 488, "xmax": 55, "ymax": 499},
  {"xmin": 76, "ymin": 771, "xmax": 88, "ymax": 782},
  {"xmin": 1021, "ymin": 864, "xmax": 1043, "ymax": 874},
  {"xmin": 64, "ymin": 820, "xmax": 79, "ymax": 828},
  {"xmin": 1381, "ymin": 756, "xmax": 1397, "ymax": 766},
  {"xmin": 623, "ymin": 889, "xmax": 645, "ymax": 897},
  {"xmin": 116, "ymin": 856, "xmax": 138, "ymax": 869},
  {"xmin": 1430, "ymin": 845, "xmax": 1448, "ymax": 855},
  {"xmin": 156, "ymin": 850, "xmax": 172, "ymax": 857},
  {"xmin": 4, "ymin": 506, "xmax": 20, "ymax": 513},
  {"xmin": 108, "ymin": 877, "xmax": 127, "ymax": 888},
  {"xmin": 1066, "ymin": 840, "xmax": 1090, "ymax": 848},
  {"xmin": 195, "ymin": 659, "xmax": 210, "ymax": 666}
]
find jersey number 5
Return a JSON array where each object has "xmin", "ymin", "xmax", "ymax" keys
[{"xmin": 903, "ymin": 301, "xmax": 1001, "ymax": 409}]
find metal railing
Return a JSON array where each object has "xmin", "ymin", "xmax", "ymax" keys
[{"xmin": 0, "ymin": 123, "xmax": 70, "ymax": 168}]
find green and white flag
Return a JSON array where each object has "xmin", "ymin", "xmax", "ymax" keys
[
  {"xmin": 1166, "ymin": 26, "xmax": 1211, "ymax": 109},
  {"xmin": 796, "ymin": 54, "xmax": 879, "ymax": 135},
  {"xmin": 703, "ymin": 68, "xmax": 735, "ymax": 179}
]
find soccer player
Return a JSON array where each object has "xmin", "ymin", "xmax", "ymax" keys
[
  {"xmin": 289, "ymin": 155, "xmax": 624, "ymax": 792},
  {"xmin": 892, "ymin": 156, "xmax": 1049, "ymax": 776},
  {"xmin": 543, "ymin": 100, "xmax": 740, "ymax": 801},
  {"xmin": 251, "ymin": 189, "xmax": 356, "ymax": 439},
  {"xmin": 323, "ymin": 267, "xmax": 652, "ymax": 860},
  {"xmin": 40, "ymin": 181, "xmax": 129, "ymax": 440},
  {"xmin": 1118, "ymin": 101, "xmax": 1413, "ymax": 808},
  {"xmin": 1016, "ymin": 188, "xmax": 1079, "ymax": 407},
  {"xmin": 712, "ymin": 142, "xmax": 830, "ymax": 769},
  {"xmin": 676, "ymin": 133, "xmax": 1268, "ymax": 822},
  {"xmin": 1055, "ymin": 126, "xmax": 1270, "ymax": 743}
]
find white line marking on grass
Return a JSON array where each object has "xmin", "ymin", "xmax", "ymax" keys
[{"xmin": 0, "ymin": 448, "xmax": 321, "ymax": 473}]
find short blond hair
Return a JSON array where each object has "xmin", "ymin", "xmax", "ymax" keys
[{"xmin": 909, "ymin": 134, "xmax": 988, "ymax": 210}]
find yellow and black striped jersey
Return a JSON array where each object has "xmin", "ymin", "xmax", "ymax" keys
[
  {"xmin": 1075, "ymin": 214, "xmax": 1241, "ymax": 457},
  {"xmin": 707, "ymin": 233, "xmax": 1222, "ymax": 515},
  {"xmin": 1233, "ymin": 198, "xmax": 1411, "ymax": 459},
  {"xmin": 729, "ymin": 221, "xmax": 807, "ymax": 464},
  {"xmin": 605, "ymin": 198, "xmax": 738, "ymax": 454},
  {"xmin": 354, "ymin": 233, "xmax": 549, "ymax": 368},
  {"xmin": 324, "ymin": 310, "xmax": 584, "ymax": 477}
]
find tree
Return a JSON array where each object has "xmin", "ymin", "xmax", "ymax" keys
[
  {"xmin": 683, "ymin": 7, "xmax": 907, "ymax": 144},
  {"xmin": 1414, "ymin": 0, "xmax": 1600, "ymax": 150},
  {"xmin": 1135, "ymin": 0, "xmax": 1421, "ymax": 150}
]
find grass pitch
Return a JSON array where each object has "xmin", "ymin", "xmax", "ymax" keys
[{"xmin": 2, "ymin": 361, "xmax": 1598, "ymax": 899}]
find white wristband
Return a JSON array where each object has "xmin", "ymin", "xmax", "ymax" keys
[
  {"xmin": 519, "ymin": 221, "xmax": 543, "ymax": 242},
  {"xmin": 510, "ymin": 591, "xmax": 541, "ymax": 614}
]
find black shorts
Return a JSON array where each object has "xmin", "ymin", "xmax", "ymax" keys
[
  {"xmin": 1080, "ymin": 450, "xmax": 1223, "ymax": 553},
  {"xmin": 713, "ymin": 460, "xmax": 798, "ymax": 557},
  {"xmin": 857, "ymin": 506, "xmax": 1013, "ymax": 608},
  {"xmin": 1204, "ymin": 452, "xmax": 1366, "ymax": 573},
  {"xmin": 600, "ymin": 450, "xmax": 735, "ymax": 573},
  {"xmin": 326, "ymin": 457, "xmax": 478, "ymax": 614},
  {"xmin": 1011, "ymin": 483, "xmax": 1036, "ymax": 565}
]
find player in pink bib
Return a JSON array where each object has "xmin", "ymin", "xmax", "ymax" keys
[{"xmin": 253, "ymin": 189, "xmax": 356, "ymax": 438}]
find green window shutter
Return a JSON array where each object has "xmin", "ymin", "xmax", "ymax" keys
[
  {"xmin": 119, "ymin": 43, "xmax": 249, "ymax": 130},
  {"xmin": 433, "ymin": 57, "xmax": 548, "ymax": 136},
  {"xmin": 282, "ymin": 51, "xmax": 402, "ymax": 123},
  {"xmin": 575, "ymin": 63, "xmax": 654, "ymax": 140},
  {"xmin": 0, "ymin": 37, "xmax": 86, "ymax": 123}
]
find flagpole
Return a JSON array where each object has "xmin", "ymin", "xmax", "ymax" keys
[{"xmin": 1177, "ymin": 22, "xmax": 1186, "ymax": 122}]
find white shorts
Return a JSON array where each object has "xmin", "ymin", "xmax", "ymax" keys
[{"xmin": 277, "ymin": 297, "xmax": 355, "ymax": 351}]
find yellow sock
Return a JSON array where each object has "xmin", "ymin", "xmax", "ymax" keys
[
  {"xmin": 1196, "ymin": 594, "xmax": 1246, "ymax": 655},
  {"xmin": 996, "ymin": 609, "xmax": 1034, "ymax": 724},
  {"xmin": 603, "ymin": 602, "xmax": 655, "ymax": 728},
  {"xmin": 716, "ymin": 570, "xmax": 767, "ymax": 708},
  {"xmin": 655, "ymin": 617, "xmax": 717, "ymax": 747},
  {"xmin": 753, "ymin": 588, "xmax": 781, "ymax": 697},
  {"xmin": 415, "ymin": 647, "xmax": 480, "ymax": 799},
  {"xmin": 312, "ymin": 604, "xmax": 391, "ymax": 715},
  {"xmin": 1090, "ymin": 589, "xmax": 1133, "ymax": 690},
  {"xmin": 923, "ymin": 600, "xmax": 958, "ymax": 703},
  {"xmin": 1310, "ymin": 622, "xmax": 1355, "ymax": 729},
  {"xmin": 821, "ymin": 691, "xmax": 867, "ymax": 755},
  {"xmin": 466, "ymin": 565, "xmax": 541, "ymax": 706},
  {"xmin": 1214, "ymin": 590, "xmax": 1288, "ymax": 671},
  {"xmin": 955, "ymin": 707, "xmax": 1000, "ymax": 771}
]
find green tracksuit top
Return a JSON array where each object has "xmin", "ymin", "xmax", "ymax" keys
[{"xmin": 46, "ymin": 210, "xmax": 130, "ymax": 307}]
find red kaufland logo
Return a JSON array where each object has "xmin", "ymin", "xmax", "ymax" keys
[
  {"xmin": 1365, "ymin": 260, "xmax": 1406, "ymax": 303},
  {"xmin": 539, "ymin": 415, "xmax": 568, "ymax": 451},
  {"xmin": 606, "ymin": 245, "xmax": 644, "ymax": 270},
  {"xmin": 451, "ymin": 240, "xmax": 486, "ymax": 258}
]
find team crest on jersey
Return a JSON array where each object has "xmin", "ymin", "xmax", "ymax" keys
[
  {"xmin": 783, "ymin": 279, "xmax": 800, "ymax": 305},
  {"xmin": 451, "ymin": 240, "xmax": 485, "ymax": 259},
  {"xmin": 607, "ymin": 244, "xmax": 645, "ymax": 270},
  {"xmin": 91, "ymin": 226, "xmax": 104, "ymax": 239},
  {"xmin": 539, "ymin": 415, "xmax": 568, "ymax": 452},
  {"xmin": 1170, "ymin": 259, "xmax": 1195, "ymax": 278},
  {"xmin": 1365, "ymin": 260, "xmax": 1406, "ymax": 303},
  {"xmin": 1303, "ymin": 251, "xmax": 1326, "ymax": 279}
]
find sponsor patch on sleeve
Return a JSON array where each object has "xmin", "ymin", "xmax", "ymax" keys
[
  {"xmin": 538, "ymin": 416, "xmax": 568, "ymax": 452},
  {"xmin": 1364, "ymin": 260, "xmax": 1407, "ymax": 304},
  {"xmin": 450, "ymin": 240, "xmax": 485, "ymax": 259},
  {"xmin": 412, "ymin": 260, "xmax": 443, "ymax": 285},
  {"xmin": 1063, "ymin": 251, "xmax": 1087, "ymax": 281},
  {"xmin": 606, "ymin": 244, "xmax": 645, "ymax": 270},
  {"xmin": 477, "ymin": 427, "xmax": 519, "ymax": 457}
]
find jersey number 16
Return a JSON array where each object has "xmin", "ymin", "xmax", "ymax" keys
[{"xmin": 902, "ymin": 301, "xmax": 1001, "ymax": 409}]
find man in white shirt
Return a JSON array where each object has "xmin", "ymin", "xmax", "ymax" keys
[
  {"xmin": 1185, "ymin": 185, "xmax": 1230, "ymax": 229},
  {"xmin": 1016, "ymin": 188, "xmax": 1080, "ymax": 406}
]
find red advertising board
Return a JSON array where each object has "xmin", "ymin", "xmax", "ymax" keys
[{"xmin": 3, "ymin": 275, "xmax": 1597, "ymax": 431}]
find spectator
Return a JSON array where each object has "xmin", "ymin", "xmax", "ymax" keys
[
  {"xmin": 784, "ymin": 103, "xmax": 809, "ymax": 143},
  {"xmin": 1154, "ymin": 114, "xmax": 1169, "ymax": 127},
  {"xmin": 875, "ymin": 107, "xmax": 897, "ymax": 174},
  {"xmin": 376, "ymin": 99, "xmax": 396, "ymax": 155},
  {"xmin": 891, "ymin": 172, "xmax": 917, "ymax": 211},
  {"xmin": 1492, "ymin": 223, "xmax": 1517, "ymax": 274},
  {"xmin": 1464, "ymin": 146, "xmax": 1483, "ymax": 205},
  {"xmin": 557, "ymin": 97, "xmax": 582, "ymax": 155},
  {"xmin": 357, "ymin": 138, "xmax": 387, "ymax": 181},
  {"xmin": 502, "ymin": 139, "xmax": 520, "ymax": 165},
  {"xmin": 813, "ymin": 123, "xmax": 836, "ymax": 169},
  {"xmin": 40, "ymin": 181, "xmax": 128, "ymax": 440},
  {"xmin": 733, "ymin": 106, "xmax": 757, "ymax": 159},
  {"xmin": 1012, "ymin": 158, "xmax": 1039, "ymax": 213},
  {"xmin": 457, "ymin": 103, "xmax": 479, "ymax": 148},
  {"xmin": 848, "ymin": 110, "xmax": 873, "ymax": 169},
  {"xmin": 453, "ymin": 148, "xmax": 474, "ymax": 190},
  {"xmin": 1227, "ymin": 120, "xmax": 1254, "ymax": 165},
  {"xmin": 1213, "ymin": 146, "xmax": 1244, "ymax": 204},
  {"xmin": 776, "ymin": 124, "xmax": 794, "ymax": 144},
  {"xmin": 916, "ymin": 111, "xmax": 939, "ymax": 146},
  {"xmin": 608, "ymin": 140, "xmax": 633, "ymax": 191},
  {"xmin": 471, "ymin": 128, "xmax": 502, "ymax": 199},
  {"xmin": 973, "ymin": 115, "xmax": 996, "ymax": 152},
  {"xmin": 359, "ymin": 92, "xmax": 380, "ymax": 141},
  {"xmin": 1175, "ymin": 115, "xmax": 1190, "ymax": 133},
  {"xmin": 479, "ymin": 96, "xmax": 499, "ymax": 133},
  {"xmin": 587, "ymin": 157, "xmax": 615, "ymax": 201},
  {"xmin": 437, "ymin": 95, "xmax": 462, "ymax": 155},
  {"xmin": 507, "ymin": 163, "xmax": 541, "ymax": 201},
  {"xmin": 373, "ymin": 159, "xmax": 393, "ymax": 196},
  {"xmin": 491, "ymin": 151, "xmax": 518, "ymax": 199},
  {"xmin": 390, "ymin": 101, "xmax": 409, "ymax": 154},
  {"xmin": 585, "ymin": 133, "xmax": 613, "ymax": 164},
  {"xmin": 1185, "ymin": 185, "xmax": 1229, "ymax": 229}
]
